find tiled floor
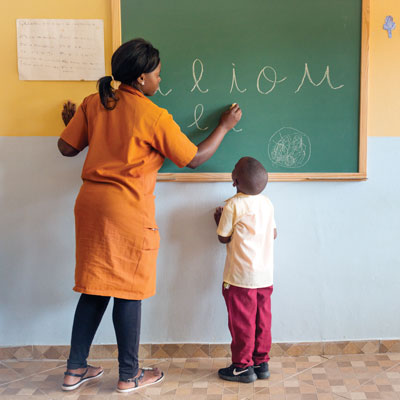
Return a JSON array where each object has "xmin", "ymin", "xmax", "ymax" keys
[{"xmin": 1, "ymin": 353, "xmax": 400, "ymax": 399}]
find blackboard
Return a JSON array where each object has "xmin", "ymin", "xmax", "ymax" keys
[{"xmin": 112, "ymin": 0, "xmax": 368, "ymax": 181}]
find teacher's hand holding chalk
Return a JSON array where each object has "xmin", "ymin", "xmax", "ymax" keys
[
  {"xmin": 186, "ymin": 103, "xmax": 242, "ymax": 168},
  {"xmin": 221, "ymin": 103, "xmax": 241, "ymax": 131}
]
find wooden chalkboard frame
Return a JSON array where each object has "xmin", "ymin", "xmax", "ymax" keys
[{"xmin": 111, "ymin": 0, "xmax": 369, "ymax": 182}]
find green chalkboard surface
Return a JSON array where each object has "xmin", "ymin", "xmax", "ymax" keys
[{"xmin": 116, "ymin": 0, "xmax": 368, "ymax": 180}]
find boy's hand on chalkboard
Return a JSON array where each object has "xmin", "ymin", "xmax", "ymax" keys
[
  {"xmin": 219, "ymin": 104, "xmax": 242, "ymax": 132},
  {"xmin": 214, "ymin": 206, "xmax": 224, "ymax": 226},
  {"xmin": 62, "ymin": 101, "xmax": 77, "ymax": 126}
]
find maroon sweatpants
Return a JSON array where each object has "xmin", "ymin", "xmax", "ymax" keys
[{"xmin": 222, "ymin": 284, "xmax": 273, "ymax": 368}]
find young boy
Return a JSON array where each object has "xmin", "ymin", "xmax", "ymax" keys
[{"xmin": 214, "ymin": 157, "xmax": 277, "ymax": 383}]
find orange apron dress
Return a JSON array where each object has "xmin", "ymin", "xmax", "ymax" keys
[{"xmin": 61, "ymin": 85, "xmax": 198, "ymax": 300}]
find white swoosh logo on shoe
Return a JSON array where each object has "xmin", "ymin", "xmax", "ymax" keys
[{"xmin": 233, "ymin": 368, "xmax": 248, "ymax": 376}]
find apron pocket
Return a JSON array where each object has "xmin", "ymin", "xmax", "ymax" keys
[{"xmin": 143, "ymin": 227, "xmax": 160, "ymax": 250}]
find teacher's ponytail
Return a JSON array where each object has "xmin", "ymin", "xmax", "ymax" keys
[
  {"xmin": 97, "ymin": 38, "xmax": 160, "ymax": 111},
  {"xmin": 97, "ymin": 75, "xmax": 118, "ymax": 110}
]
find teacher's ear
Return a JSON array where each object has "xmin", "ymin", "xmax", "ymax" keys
[{"xmin": 137, "ymin": 74, "xmax": 145, "ymax": 86}]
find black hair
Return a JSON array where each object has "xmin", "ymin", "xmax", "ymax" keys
[
  {"xmin": 237, "ymin": 157, "xmax": 269, "ymax": 195},
  {"xmin": 97, "ymin": 38, "xmax": 160, "ymax": 110}
]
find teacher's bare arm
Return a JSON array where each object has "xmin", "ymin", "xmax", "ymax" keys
[{"xmin": 57, "ymin": 138, "xmax": 80, "ymax": 157}]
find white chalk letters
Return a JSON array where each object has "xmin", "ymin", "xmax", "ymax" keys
[
  {"xmin": 190, "ymin": 58, "xmax": 209, "ymax": 93},
  {"xmin": 162, "ymin": 58, "xmax": 344, "ymax": 132},
  {"xmin": 295, "ymin": 63, "xmax": 344, "ymax": 93},
  {"xmin": 230, "ymin": 63, "xmax": 247, "ymax": 94},
  {"xmin": 187, "ymin": 104, "xmax": 209, "ymax": 131},
  {"xmin": 256, "ymin": 66, "xmax": 287, "ymax": 95}
]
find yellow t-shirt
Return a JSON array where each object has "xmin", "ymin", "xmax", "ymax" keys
[{"xmin": 217, "ymin": 193, "xmax": 276, "ymax": 289}]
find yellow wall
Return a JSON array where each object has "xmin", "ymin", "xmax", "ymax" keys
[
  {"xmin": 369, "ymin": 0, "xmax": 400, "ymax": 136},
  {"xmin": 0, "ymin": 0, "xmax": 112, "ymax": 136},
  {"xmin": 0, "ymin": 0, "xmax": 398, "ymax": 137}
]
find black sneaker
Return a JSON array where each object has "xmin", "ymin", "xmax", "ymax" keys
[
  {"xmin": 218, "ymin": 364, "xmax": 257, "ymax": 383},
  {"xmin": 253, "ymin": 362, "xmax": 270, "ymax": 379}
]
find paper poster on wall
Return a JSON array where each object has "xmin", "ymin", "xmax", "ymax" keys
[{"xmin": 16, "ymin": 19, "xmax": 105, "ymax": 81}]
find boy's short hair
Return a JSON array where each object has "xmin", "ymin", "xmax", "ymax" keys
[{"xmin": 237, "ymin": 157, "xmax": 268, "ymax": 195}]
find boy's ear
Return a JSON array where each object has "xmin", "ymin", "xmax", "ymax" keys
[{"xmin": 233, "ymin": 178, "xmax": 238, "ymax": 187}]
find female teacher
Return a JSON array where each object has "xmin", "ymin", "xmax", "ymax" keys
[{"xmin": 58, "ymin": 38, "xmax": 241, "ymax": 393}]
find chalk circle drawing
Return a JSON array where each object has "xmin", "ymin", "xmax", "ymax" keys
[{"xmin": 268, "ymin": 127, "xmax": 311, "ymax": 168}]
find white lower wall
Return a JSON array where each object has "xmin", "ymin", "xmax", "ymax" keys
[{"xmin": 1, "ymin": 137, "xmax": 400, "ymax": 346}]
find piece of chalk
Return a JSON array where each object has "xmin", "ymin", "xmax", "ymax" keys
[{"xmin": 230, "ymin": 103, "xmax": 237, "ymax": 109}]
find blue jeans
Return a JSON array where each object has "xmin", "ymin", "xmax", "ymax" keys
[{"xmin": 67, "ymin": 294, "xmax": 141, "ymax": 381}]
